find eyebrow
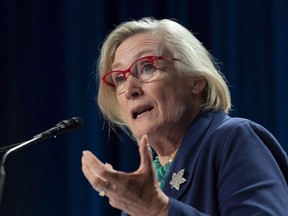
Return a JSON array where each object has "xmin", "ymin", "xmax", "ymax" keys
[{"xmin": 111, "ymin": 50, "xmax": 157, "ymax": 70}]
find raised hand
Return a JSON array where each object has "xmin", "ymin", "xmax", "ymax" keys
[{"xmin": 81, "ymin": 135, "xmax": 169, "ymax": 216}]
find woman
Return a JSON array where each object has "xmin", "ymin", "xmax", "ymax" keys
[{"xmin": 81, "ymin": 17, "xmax": 288, "ymax": 215}]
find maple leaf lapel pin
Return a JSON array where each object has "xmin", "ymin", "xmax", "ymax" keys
[{"xmin": 169, "ymin": 169, "xmax": 186, "ymax": 190}]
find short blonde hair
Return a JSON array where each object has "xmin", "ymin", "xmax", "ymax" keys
[{"xmin": 97, "ymin": 17, "xmax": 231, "ymax": 128}]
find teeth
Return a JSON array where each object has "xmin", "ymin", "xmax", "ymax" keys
[
  {"xmin": 137, "ymin": 110, "xmax": 149, "ymax": 118},
  {"xmin": 133, "ymin": 107, "xmax": 153, "ymax": 119}
]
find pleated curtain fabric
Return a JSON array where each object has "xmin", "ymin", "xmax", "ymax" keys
[{"xmin": 0, "ymin": 0, "xmax": 287, "ymax": 215}]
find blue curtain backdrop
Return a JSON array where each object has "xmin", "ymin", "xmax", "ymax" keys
[{"xmin": 0, "ymin": 0, "xmax": 287, "ymax": 215}]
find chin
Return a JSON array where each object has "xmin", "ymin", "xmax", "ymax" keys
[
  {"xmin": 131, "ymin": 128, "xmax": 152, "ymax": 140},
  {"xmin": 133, "ymin": 131, "xmax": 147, "ymax": 140},
  {"xmin": 129, "ymin": 121, "xmax": 160, "ymax": 140}
]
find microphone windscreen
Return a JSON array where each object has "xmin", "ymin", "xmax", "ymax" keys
[{"xmin": 70, "ymin": 117, "xmax": 83, "ymax": 130}]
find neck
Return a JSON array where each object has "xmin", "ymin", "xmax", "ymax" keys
[
  {"xmin": 160, "ymin": 149, "xmax": 178, "ymax": 165},
  {"xmin": 151, "ymin": 108, "xmax": 202, "ymax": 165}
]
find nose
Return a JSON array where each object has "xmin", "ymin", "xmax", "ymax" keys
[{"xmin": 124, "ymin": 76, "xmax": 143, "ymax": 99}]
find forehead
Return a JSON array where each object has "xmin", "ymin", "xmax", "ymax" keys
[{"xmin": 112, "ymin": 33, "xmax": 161, "ymax": 68}]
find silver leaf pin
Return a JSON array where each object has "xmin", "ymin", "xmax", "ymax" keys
[{"xmin": 169, "ymin": 169, "xmax": 186, "ymax": 190}]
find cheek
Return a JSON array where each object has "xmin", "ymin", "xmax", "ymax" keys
[
  {"xmin": 161, "ymin": 98, "xmax": 187, "ymax": 122},
  {"xmin": 158, "ymin": 86, "xmax": 192, "ymax": 121},
  {"xmin": 116, "ymin": 95, "xmax": 130, "ymax": 121}
]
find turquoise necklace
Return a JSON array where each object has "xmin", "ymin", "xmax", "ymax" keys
[{"xmin": 153, "ymin": 156, "xmax": 173, "ymax": 189}]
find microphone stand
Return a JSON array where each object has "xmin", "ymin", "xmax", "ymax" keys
[
  {"xmin": 0, "ymin": 116, "xmax": 83, "ymax": 207},
  {"xmin": 0, "ymin": 135, "xmax": 44, "ymax": 206}
]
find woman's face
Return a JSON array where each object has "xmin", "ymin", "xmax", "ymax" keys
[{"xmin": 112, "ymin": 32, "xmax": 201, "ymax": 142}]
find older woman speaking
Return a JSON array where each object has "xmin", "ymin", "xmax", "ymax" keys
[{"xmin": 81, "ymin": 18, "xmax": 288, "ymax": 215}]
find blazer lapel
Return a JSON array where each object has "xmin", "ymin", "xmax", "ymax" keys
[{"xmin": 162, "ymin": 111, "xmax": 228, "ymax": 200}]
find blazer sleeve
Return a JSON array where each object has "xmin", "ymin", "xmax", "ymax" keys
[
  {"xmin": 217, "ymin": 121, "xmax": 288, "ymax": 216},
  {"xmin": 214, "ymin": 120, "xmax": 288, "ymax": 215},
  {"xmin": 168, "ymin": 198, "xmax": 210, "ymax": 216},
  {"xmin": 121, "ymin": 199, "xmax": 210, "ymax": 216}
]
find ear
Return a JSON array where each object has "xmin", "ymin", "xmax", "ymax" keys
[{"xmin": 191, "ymin": 78, "xmax": 206, "ymax": 95}]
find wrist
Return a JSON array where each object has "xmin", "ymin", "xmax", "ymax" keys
[{"xmin": 149, "ymin": 190, "xmax": 169, "ymax": 216}]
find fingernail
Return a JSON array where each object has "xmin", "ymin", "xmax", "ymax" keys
[
  {"xmin": 142, "ymin": 135, "xmax": 149, "ymax": 143},
  {"xmin": 147, "ymin": 144, "xmax": 152, "ymax": 152},
  {"xmin": 105, "ymin": 162, "xmax": 113, "ymax": 169}
]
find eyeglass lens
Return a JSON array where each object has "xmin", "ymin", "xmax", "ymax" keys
[{"xmin": 109, "ymin": 58, "xmax": 156, "ymax": 92}]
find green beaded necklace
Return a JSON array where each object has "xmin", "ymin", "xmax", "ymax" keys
[{"xmin": 153, "ymin": 156, "xmax": 173, "ymax": 189}]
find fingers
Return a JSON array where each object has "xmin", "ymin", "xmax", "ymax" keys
[
  {"xmin": 81, "ymin": 151, "xmax": 113, "ymax": 195},
  {"xmin": 138, "ymin": 135, "xmax": 153, "ymax": 172},
  {"xmin": 81, "ymin": 140, "xmax": 165, "ymax": 215}
]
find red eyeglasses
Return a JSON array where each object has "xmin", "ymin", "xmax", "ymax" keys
[{"xmin": 102, "ymin": 56, "xmax": 179, "ymax": 92}]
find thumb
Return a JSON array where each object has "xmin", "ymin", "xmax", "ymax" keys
[{"xmin": 138, "ymin": 135, "xmax": 153, "ymax": 171}]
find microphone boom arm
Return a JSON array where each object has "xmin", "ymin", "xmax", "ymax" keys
[
  {"xmin": 1, "ymin": 136, "xmax": 41, "ymax": 167},
  {"xmin": 0, "ymin": 116, "xmax": 83, "ymax": 206},
  {"xmin": 0, "ymin": 136, "xmax": 42, "ymax": 206}
]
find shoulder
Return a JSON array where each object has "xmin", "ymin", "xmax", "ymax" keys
[
  {"xmin": 204, "ymin": 114, "xmax": 284, "ymax": 162},
  {"xmin": 190, "ymin": 111, "xmax": 276, "ymax": 148},
  {"xmin": 207, "ymin": 115, "xmax": 287, "ymax": 173},
  {"xmin": 211, "ymin": 115, "xmax": 274, "ymax": 142}
]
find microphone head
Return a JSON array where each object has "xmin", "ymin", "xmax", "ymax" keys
[
  {"xmin": 41, "ymin": 117, "xmax": 84, "ymax": 139},
  {"xmin": 64, "ymin": 117, "xmax": 83, "ymax": 130},
  {"xmin": 72, "ymin": 117, "xmax": 83, "ymax": 128}
]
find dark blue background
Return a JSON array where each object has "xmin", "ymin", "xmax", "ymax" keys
[{"xmin": 1, "ymin": 0, "xmax": 287, "ymax": 215}]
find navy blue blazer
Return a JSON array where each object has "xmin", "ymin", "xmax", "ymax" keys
[{"xmin": 122, "ymin": 111, "xmax": 288, "ymax": 215}]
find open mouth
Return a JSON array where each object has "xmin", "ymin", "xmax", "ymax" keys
[{"xmin": 132, "ymin": 106, "xmax": 154, "ymax": 119}]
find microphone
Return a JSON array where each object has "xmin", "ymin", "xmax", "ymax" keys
[
  {"xmin": 0, "ymin": 116, "xmax": 83, "ymax": 205},
  {"xmin": 33, "ymin": 116, "xmax": 83, "ymax": 141},
  {"xmin": 0, "ymin": 117, "xmax": 83, "ymax": 153}
]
